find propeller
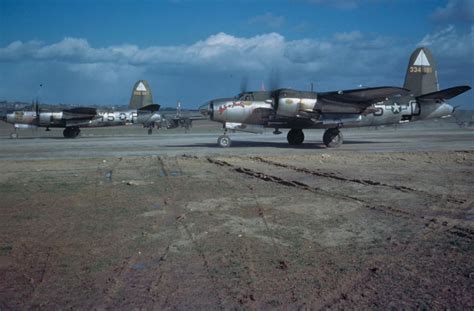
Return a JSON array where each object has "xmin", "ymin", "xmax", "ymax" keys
[
  {"xmin": 240, "ymin": 76, "xmax": 248, "ymax": 93},
  {"xmin": 268, "ymin": 68, "xmax": 280, "ymax": 91},
  {"xmin": 176, "ymin": 100, "xmax": 182, "ymax": 117}
]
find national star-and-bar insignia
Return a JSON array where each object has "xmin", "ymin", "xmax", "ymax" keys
[{"xmin": 391, "ymin": 102, "xmax": 401, "ymax": 114}]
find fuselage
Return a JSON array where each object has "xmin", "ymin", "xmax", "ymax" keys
[{"xmin": 4, "ymin": 109, "xmax": 161, "ymax": 128}]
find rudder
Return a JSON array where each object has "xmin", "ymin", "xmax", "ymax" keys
[
  {"xmin": 129, "ymin": 80, "xmax": 154, "ymax": 109},
  {"xmin": 404, "ymin": 47, "xmax": 439, "ymax": 96}
]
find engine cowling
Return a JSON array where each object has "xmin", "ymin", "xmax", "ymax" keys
[
  {"xmin": 39, "ymin": 112, "xmax": 63, "ymax": 126},
  {"xmin": 274, "ymin": 89, "xmax": 317, "ymax": 117}
]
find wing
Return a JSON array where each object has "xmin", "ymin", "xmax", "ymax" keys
[
  {"xmin": 138, "ymin": 104, "xmax": 161, "ymax": 112},
  {"xmin": 318, "ymin": 86, "xmax": 410, "ymax": 114}
]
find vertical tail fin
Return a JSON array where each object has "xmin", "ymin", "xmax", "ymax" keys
[
  {"xmin": 404, "ymin": 47, "xmax": 439, "ymax": 96},
  {"xmin": 129, "ymin": 80, "xmax": 154, "ymax": 109}
]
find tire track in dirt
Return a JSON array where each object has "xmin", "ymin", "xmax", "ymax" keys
[
  {"xmin": 317, "ymin": 220, "xmax": 471, "ymax": 309},
  {"xmin": 249, "ymin": 157, "xmax": 474, "ymax": 241},
  {"xmin": 252, "ymin": 156, "xmax": 416, "ymax": 192},
  {"xmin": 181, "ymin": 155, "xmax": 298, "ymax": 307},
  {"xmin": 206, "ymin": 157, "xmax": 412, "ymax": 220},
  {"xmin": 154, "ymin": 156, "xmax": 225, "ymax": 310},
  {"xmin": 206, "ymin": 157, "xmax": 474, "ymax": 242},
  {"xmin": 176, "ymin": 215, "xmax": 225, "ymax": 309},
  {"xmin": 100, "ymin": 156, "xmax": 182, "ymax": 308},
  {"xmin": 251, "ymin": 156, "xmax": 466, "ymax": 205},
  {"xmin": 247, "ymin": 185, "xmax": 298, "ymax": 305},
  {"xmin": 180, "ymin": 156, "xmax": 261, "ymax": 307},
  {"xmin": 97, "ymin": 158, "xmax": 155, "ymax": 308}
]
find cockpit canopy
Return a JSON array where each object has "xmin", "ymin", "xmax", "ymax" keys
[
  {"xmin": 234, "ymin": 91, "xmax": 273, "ymax": 102},
  {"xmin": 234, "ymin": 89, "xmax": 318, "ymax": 102}
]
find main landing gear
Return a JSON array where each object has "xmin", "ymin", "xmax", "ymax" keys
[
  {"xmin": 63, "ymin": 127, "xmax": 80, "ymax": 138},
  {"xmin": 286, "ymin": 128, "xmax": 343, "ymax": 147},
  {"xmin": 287, "ymin": 129, "xmax": 304, "ymax": 145},
  {"xmin": 215, "ymin": 127, "xmax": 344, "ymax": 148},
  {"xmin": 323, "ymin": 128, "xmax": 343, "ymax": 147}
]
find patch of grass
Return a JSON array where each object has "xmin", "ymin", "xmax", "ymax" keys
[
  {"xmin": 0, "ymin": 183, "xmax": 17, "ymax": 193},
  {"xmin": 0, "ymin": 244, "xmax": 13, "ymax": 255},
  {"xmin": 12, "ymin": 211, "xmax": 38, "ymax": 221}
]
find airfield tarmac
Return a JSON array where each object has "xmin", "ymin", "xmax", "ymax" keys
[{"xmin": 0, "ymin": 120, "xmax": 473, "ymax": 309}]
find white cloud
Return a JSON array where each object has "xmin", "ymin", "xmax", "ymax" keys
[
  {"xmin": 431, "ymin": 0, "xmax": 474, "ymax": 23},
  {"xmin": 0, "ymin": 27, "xmax": 472, "ymax": 107},
  {"xmin": 67, "ymin": 63, "xmax": 144, "ymax": 83},
  {"xmin": 334, "ymin": 30, "xmax": 363, "ymax": 42},
  {"xmin": 418, "ymin": 25, "xmax": 474, "ymax": 58}
]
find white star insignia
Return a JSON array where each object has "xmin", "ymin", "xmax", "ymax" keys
[{"xmin": 392, "ymin": 103, "xmax": 401, "ymax": 113}]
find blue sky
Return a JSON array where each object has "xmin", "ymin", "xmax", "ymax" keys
[{"xmin": 0, "ymin": 0, "xmax": 473, "ymax": 108}]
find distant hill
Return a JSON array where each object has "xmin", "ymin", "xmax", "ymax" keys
[{"xmin": 0, "ymin": 101, "xmax": 199, "ymax": 113}]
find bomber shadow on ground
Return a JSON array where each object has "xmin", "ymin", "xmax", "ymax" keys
[{"xmin": 165, "ymin": 139, "xmax": 394, "ymax": 149}]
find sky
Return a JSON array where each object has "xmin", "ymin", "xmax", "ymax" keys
[{"xmin": 0, "ymin": 0, "xmax": 473, "ymax": 109}]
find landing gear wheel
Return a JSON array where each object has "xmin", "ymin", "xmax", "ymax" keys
[
  {"xmin": 148, "ymin": 128, "xmax": 153, "ymax": 135},
  {"xmin": 287, "ymin": 129, "xmax": 304, "ymax": 145},
  {"xmin": 217, "ymin": 135, "xmax": 231, "ymax": 148},
  {"xmin": 323, "ymin": 128, "xmax": 343, "ymax": 147},
  {"xmin": 63, "ymin": 127, "xmax": 80, "ymax": 138}
]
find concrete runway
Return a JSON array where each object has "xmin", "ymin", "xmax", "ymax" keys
[{"xmin": 1, "ymin": 122, "xmax": 473, "ymax": 160}]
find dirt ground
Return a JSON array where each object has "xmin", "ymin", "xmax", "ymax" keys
[{"xmin": 0, "ymin": 149, "xmax": 473, "ymax": 309}]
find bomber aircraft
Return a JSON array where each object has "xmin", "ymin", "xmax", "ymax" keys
[
  {"xmin": 1, "ymin": 80, "xmax": 162, "ymax": 138},
  {"xmin": 199, "ymin": 47, "xmax": 471, "ymax": 148}
]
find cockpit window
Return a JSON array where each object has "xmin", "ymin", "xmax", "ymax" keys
[{"xmin": 235, "ymin": 93, "xmax": 254, "ymax": 101}]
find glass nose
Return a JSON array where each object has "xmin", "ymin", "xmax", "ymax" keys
[{"xmin": 198, "ymin": 102, "xmax": 210, "ymax": 116}]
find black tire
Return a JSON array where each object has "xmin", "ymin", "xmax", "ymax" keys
[
  {"xmin": 63, "ymin": 128, "xmax": 71, "ymax": 138},
  {"xmin": 217, "ymin": 135, "xmax": 231, "ymax": 148},
  {"xmin": 148, "ymin": 128, "xmax": 153, "ymax": 135},
  {"xmin": 323, "ymin": 128, "xmax": 343, "ymax": 147},
  {"xmin": 287, "ymin": 129, "xmax": 304, "ymax": 145},
  {"xmin": 63, "ymin": 127, "xmax": 80, "ymax": 138},
  {"xmin": 72, "ymin": 128, "xmax": 80, "ymax": 138}
]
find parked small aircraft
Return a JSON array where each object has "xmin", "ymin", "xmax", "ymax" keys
[
  {"xmin": 163, "ymin": 101, "xmax": 205, "ymax": 132},
  {"xmin": 199, "ymin": 47, "xmax": 471, "ymax": 147},
  {"xmin": 2, "ymin": 80, "xmax": 161, "ymax": 138}
]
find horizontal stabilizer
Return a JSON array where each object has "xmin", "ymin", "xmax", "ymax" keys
[
  {"xmin": 62, "ymin": 107, "xmax": 97, "ymax": 120},
  {"xmin": 138, "ymin": 104, "xmax": 160, "ymax": 112},
  {"xmin": 416, "ymin": 85, "xmax": 471, "ymax": 102}
]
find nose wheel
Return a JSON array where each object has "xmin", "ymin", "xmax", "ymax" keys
[
  {"xmin": 217, "ymin": 135, "xmax": 231, "ymax": 148},
  {"xmin": 323, "ymin": 128, "xmax": 343, "ymax": 147}
]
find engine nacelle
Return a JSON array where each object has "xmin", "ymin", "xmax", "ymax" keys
[
  {"xmin": 7, "ymin": 111, "xmax": 36, "ymax": 124},
  {"xmin": 275, "ymin": 89, "xmax": 317, "ymax": 117},
  {"xmin": 39, "ymin": 112, "xmax": 63, "ymax": 126}
]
